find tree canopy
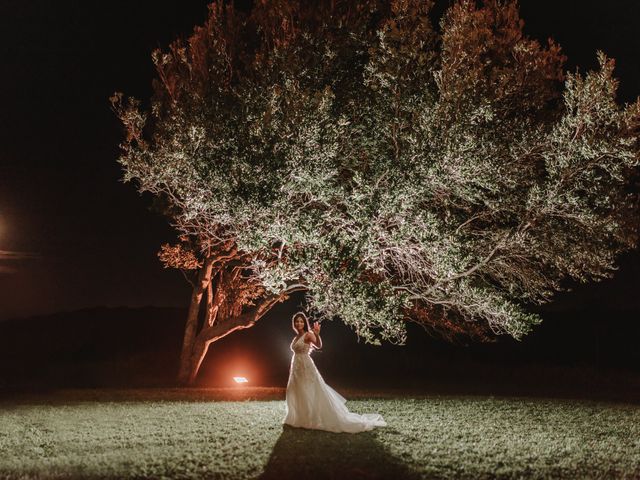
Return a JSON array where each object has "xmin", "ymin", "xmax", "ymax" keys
[{"xmin": 112, "ymin": 0, "xmax": 640, "ymax": 348}]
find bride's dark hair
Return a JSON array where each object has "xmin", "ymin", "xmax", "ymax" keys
[{"xmin": 291, "ymin": 311, "xmax": 310, "ymax": 334}]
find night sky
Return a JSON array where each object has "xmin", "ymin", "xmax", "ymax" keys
[{"xmin": 1, "ymin": 0, "xmax": 639, "ymax": 322}]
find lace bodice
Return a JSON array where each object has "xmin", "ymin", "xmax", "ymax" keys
[{"xmin": 290, "ymin": 334, "xmax": 311, "ymax": 355}]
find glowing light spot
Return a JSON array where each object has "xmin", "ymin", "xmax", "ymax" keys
[{"xmin": 233, "ymin": 376, "xmax": 248, "ymax": 383}]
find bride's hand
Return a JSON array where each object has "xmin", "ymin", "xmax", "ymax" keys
[{"xmin": 313, "ymin": 322, "xmax": 321, "ymax": 334}]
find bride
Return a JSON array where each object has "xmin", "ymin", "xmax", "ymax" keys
[{"xmin": 283, "ymin": 311, "xmax": 387, "ymax": 433}]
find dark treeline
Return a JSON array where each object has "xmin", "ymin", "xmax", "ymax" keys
[{"xmin": 1, "ymin": 304, "xmax": 638, "ymax": 401}]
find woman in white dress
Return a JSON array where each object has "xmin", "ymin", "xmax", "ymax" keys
[{"xmin": 283, "ymin": 311, "xmax": 387, "ymax": 433}]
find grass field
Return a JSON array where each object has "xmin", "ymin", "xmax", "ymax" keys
[{"xmin": 0, "ymin": 387, "xmax": 639, "ymax": 479}]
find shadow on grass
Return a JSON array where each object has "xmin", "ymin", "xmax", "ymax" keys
[{"xmin": 259, "ymin": 424, "xmax": 420, "ymax": 480}]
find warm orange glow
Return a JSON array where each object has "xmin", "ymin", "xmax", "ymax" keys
[{"xmin": 206, "ymin": 351, "xmax": 260, "ymax": 387}]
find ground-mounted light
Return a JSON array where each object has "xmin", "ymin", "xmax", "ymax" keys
[{"xmin": 233, "ymin": 376, "xmax": 248, "ymax": 384}]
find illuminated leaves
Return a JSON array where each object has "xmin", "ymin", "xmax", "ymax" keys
[{"xmin": 112, "ymin": 0, "xmax": 640, "ymax": 346}]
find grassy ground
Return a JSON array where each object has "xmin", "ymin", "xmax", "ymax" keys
[{"xmin": 0, "ymin": 387, "xmax": 639, "ymax": 479}]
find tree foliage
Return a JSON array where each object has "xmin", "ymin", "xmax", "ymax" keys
[{"xmin": 112, "ymin": 0, "xmax": 640, "ymax": 349}]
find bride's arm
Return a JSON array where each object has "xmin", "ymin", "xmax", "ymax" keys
[
  {"xmin": 305, "ymin": 323, "xmax": 322, "ymax": 349},
  {"xmin": 313, "ymin": 331, "xmax": 322, "ymax": 349},
  {"xmin": 304, "ymin": 332, "xmax": 322, "ymax": 349}
]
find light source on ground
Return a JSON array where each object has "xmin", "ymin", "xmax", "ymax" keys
[{"xmin": 233, "ymin": 376, "xmax": 248, "ymax": 384}]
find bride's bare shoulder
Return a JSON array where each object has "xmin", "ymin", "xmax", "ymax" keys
[{"xmin": 303, "ymin": 331, "xmax": 316, "ymax": 343}]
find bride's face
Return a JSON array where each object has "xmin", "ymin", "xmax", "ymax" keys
[{"xmin": 294, "ymin": 316, "xmax": 305, "ymax": 333}]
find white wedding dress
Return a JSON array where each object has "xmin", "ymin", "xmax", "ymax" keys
[{"xmin": 283, "ymin": 333, "xmax": 387, "ymax": 433}]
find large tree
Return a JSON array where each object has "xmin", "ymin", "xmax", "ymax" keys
[
  {"xmin": 110, "ymin": 0, "xmax": 362, "ymax": 383},
  {"xmin": 111, "ymin": 0, "xmax": 640, "ymax": 384}
]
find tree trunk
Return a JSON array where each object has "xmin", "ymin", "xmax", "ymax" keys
[
  {"xmin": 184, "ymin": 287, "xmax": 305, "ymax": 385},
  {"xmin": 207, "ymin": 270, "xmax": 223, "ymax": 327},
  {"xmin": 177, "ymin": 257, "xmax": 215, "ymax": 385}
]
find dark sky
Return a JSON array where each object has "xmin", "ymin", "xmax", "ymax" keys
[{"xmin": 0, "ymin": 0, "xmax": 639, "ymax": 322}]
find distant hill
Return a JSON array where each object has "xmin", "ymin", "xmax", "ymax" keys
[
  {"xmin": 0, "ymin": 305, "xmax": 638, "ymax": 400},
  {"xmin": 0, "ymin": 306, "xmax": 186, "ymax": 389}
]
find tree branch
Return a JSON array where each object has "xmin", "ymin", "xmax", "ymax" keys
[
  {"xmin": 434, "ymin": 231, "xmax": 511, "ymax": 284},
  {"xmin": 196, "ymin": 291, "xmax": 285, "ymax": 344}
]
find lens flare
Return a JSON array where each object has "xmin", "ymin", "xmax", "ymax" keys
[{"xmin": 233, "ymin": 376, "xmax": 248, "ymax": 383}]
